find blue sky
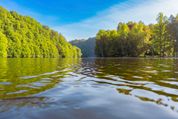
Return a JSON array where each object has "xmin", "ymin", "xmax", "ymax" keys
[{"xmin": 1, "ymin": 0, "xmax": 178, "ymax": 40}]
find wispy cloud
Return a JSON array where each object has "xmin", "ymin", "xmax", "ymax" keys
[{"xmin": 54, "ymin": 0, "xmax": 178, "ymax": 40}]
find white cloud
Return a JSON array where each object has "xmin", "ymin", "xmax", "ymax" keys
[{"xmin": 53, "ymin": 0, "xmax": 178, "ymax": 41}]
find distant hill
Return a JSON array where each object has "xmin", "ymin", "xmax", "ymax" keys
[
  {"xmin": 0, "ymin": 6, "xmax": 81, "ymax": 58},
  {"xmin": 70, "ymin": 38, "xmax": 96, "ymax": 57}
]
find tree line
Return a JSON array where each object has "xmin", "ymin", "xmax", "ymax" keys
[
  {"xmin": 0, "ymin": 6, "xmax": 81, "ymax": 58},
  {"xmin": 95, "ymin": 13, "xmax": 178, "ymax": 57}
]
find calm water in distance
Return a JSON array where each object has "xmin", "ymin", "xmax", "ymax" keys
[{"xmin": 0, "ymin": 58, "xmax": 178, "ymax": 119}]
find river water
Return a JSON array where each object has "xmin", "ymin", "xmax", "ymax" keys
[{"xmin": 0, "ymin": 58, "xmax": 178, "ymax": 119}]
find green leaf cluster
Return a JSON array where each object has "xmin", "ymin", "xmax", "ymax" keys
[
  {"xmin": 95, "ymin": 13, "xmax": 178, "ymax": 57},
  {"xmin": 0, "ymin": 6, "xmax": 81, "ymax": 58}
]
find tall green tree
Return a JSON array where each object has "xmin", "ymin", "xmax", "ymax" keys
[
  {"xmin": 167, "ymin": 14, "xmax": 178, "ymax": 57},
  {"xmin": 153, "ymin": 13, "xmax": 171, "ymax": 57}
]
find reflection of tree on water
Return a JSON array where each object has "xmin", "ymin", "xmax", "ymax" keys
[
  {"xmin": 0, "ymin": 59, "xmax": 8, "ymax": 82},
  {"xmin": 1, "ymin": 58, "xmax": 178, "ymax": 114},
  {"xmin": 0, "ymin": 58, "xmax": 81, "ymax": 100},
  {"xmin": 84, "ymin": 58, "xmax": 178, "ymax": 113}
]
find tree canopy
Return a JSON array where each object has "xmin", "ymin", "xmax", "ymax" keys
[
  {"xmin": 95, "ymin": 13, "xmax": 178, "ymax": 57},
  {"xmin": 0, "ymin": 6, "xmax": 81, "ymax": 58}
]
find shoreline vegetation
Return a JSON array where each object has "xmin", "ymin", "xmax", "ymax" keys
[
  {"xmin": 72, "ymin": 13, "xmax": 178, "ymax": 58},
  {"xmin": 95, "ymin": 13, "xmax": 178, "ymax": 58},
  {"xmin": 0, "ymin": 6, "xmax": 81, "ymax": 58},
  {"xmin": 1, "ymin": 6, "xmax": 178, "ymax": 58}
]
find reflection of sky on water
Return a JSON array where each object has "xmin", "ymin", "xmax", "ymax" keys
[{"xmin": 0, "ymin": 58, "xmax": 178, "ymax": 119}]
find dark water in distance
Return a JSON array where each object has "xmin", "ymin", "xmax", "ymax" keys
[{"xmin": 0, "ymin": 58, "xmax": 178, "ymax": 119}]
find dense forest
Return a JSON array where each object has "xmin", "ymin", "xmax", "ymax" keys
[
  {"xmin": 1, "ymin": 5, "xmax": 178, "ymax": 58},
  {"xmin": 0, "ymin": 6, "xmax": 81, "ymax": 58},
  {"xmin": 95, "ymin": 13, "xmax": 178, "ymax": 57},
  {"xmin": 70, "ymin": 38, "xmax": 95, "ymax": 57}
]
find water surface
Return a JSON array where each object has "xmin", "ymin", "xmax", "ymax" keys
[{"xmin": 0, "ymin": 58, "xmax": 178, "ymax": 119}]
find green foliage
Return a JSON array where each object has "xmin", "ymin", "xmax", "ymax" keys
[
  {"xmin": 96, "ymin": 22, "xmax": 151, "ymax": 57},
  {"xmin": 0, "ymin": 6, "xmax": 81, "ymax": 58},
  {"xmin": 0, "ymin": 31, "xmax": 8, "ymax": 57},
  {"xmin": 167, "ymin": 14, "xmax": 178, "ymax": 57},
  {"xmin": 95, "ymin": 13, "xmax": 178, "ymax": 57},
  {"xmin": 152, "ymin": 13, "xmax": 172, "ymax": 57}
]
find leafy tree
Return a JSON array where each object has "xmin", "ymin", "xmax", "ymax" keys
[
  {"xmin": 167, "ymin": 14, "xmax": 178, "ymax": 57},
  {"xmin": 95, "ymin": 13, "xmax": 177, "ymax": 57},
  {"xmin": 0, "ymin": 6, "xmax": 81, "ymax": 58},
  {"xmin": 153, "ymin": 13, "xmax": 171, "ymax": 57},
  {"xmin": 95, "ymin": 22, "xmax": 151, "ymax": 57}
]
